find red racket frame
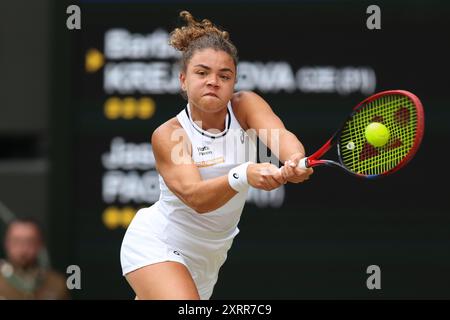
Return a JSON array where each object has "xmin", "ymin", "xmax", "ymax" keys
[{"xmin": 303, "ymin": 90, "xmax": 425, "ymax": 178}]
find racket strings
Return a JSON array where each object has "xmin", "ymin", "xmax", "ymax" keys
[{"xmin": 339, "ymin": 95, "xmax": 418, "ymax": 175}]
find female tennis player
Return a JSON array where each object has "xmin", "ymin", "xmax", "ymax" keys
[{"xmin": 120, "ymin": 11, "xmax": 313, "ymax": 300}]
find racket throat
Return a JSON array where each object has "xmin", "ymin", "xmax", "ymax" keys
[
  {"xmin": 301, "ymin": 138, "xmax": 335, "ymax": 168},
  {"xmin": 304, "ymin": 159, "xmax": 336, "ymax": 168}
]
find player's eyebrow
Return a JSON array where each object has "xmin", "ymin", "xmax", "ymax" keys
[{"xmin": 194, "ymin": 64, "xmax": 234, "ymax": 74}]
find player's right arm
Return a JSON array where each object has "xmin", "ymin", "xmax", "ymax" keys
[{"xmin": 151, "ymin": 119, "xmax": 286, "ymax": 214}]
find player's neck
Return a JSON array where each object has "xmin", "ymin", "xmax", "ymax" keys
[{"xmin": 189, "ymin": 105, "xmax": 227, "ymax": 132}]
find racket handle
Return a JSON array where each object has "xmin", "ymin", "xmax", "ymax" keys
[{"xmin": 298, "ymin": 158, "xmax": 309, "ymax": 169}]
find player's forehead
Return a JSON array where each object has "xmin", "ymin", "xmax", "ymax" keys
[{"xmin": 188, "ymin": 48, "xmax": 235, "ymax": 72}]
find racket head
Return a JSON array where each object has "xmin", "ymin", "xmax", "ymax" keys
[{"xmin": 337, "ymin": 90, "xmax": 424, "ymax": 178}]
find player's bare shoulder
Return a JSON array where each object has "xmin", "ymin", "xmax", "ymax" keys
[
  {"xmin": 232, "ymin": 91, "xmax": 257, "ymax": 110},
  {"xmin": 151, "ymin": 117, "xmax": 191, "ymax": 162},
  {"xmin": 232, "ymin": 90, "xmax": 265, "ymax": 104},
  {"xmin": 232, "ymin": 91, "xmax": 271, "ymax": 130},
  {"xmin": 232, "ymin": 91, "xmax": 257, "ymax": 130},
  {"xmin": 152, "ymin": 117, "xmax": 182, "ymax": 144}
]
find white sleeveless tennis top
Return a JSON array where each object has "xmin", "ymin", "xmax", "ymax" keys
[
  {"xmin": 158, "ymin": 101, "xmax": 256, "ymax": 237},
  {"xmin": 120, "ymin": 101, "xmax": 256, "ymax": 299}
]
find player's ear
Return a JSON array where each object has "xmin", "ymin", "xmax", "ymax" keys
[{"xmin": 179, "ymin": 72, "xmax": 187, "ymax": 91}]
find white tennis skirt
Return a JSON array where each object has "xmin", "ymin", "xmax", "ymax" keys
[{"xmin": 120, "ymin": 205, "xmax": 233, "ymax": 300}]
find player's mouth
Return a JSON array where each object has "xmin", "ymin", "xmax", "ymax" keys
[{"xmin": 203, "ymin": 92, "xmax": 219, "ymax": 98}]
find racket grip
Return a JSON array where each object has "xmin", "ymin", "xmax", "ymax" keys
[{"xmin": 298, "ymin": 158, "xmax": 309, "ymax": 169}]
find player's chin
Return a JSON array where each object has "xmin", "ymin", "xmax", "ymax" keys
[{"xmin": 201, "ymin": 97, "xmax": 226, "ymax": 111}]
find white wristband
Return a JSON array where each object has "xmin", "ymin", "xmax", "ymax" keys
[{"xmin": 228, "ymin": 162, "xmax": 252, "ymax": 193}]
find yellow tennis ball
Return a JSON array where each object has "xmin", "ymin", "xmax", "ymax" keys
[{"xmin": 365, "ymin": 122, "xmax": 390, "ymax": 147}]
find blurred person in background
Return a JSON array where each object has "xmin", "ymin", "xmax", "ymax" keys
[{"xmin": 0, "ymin": 217, "xmax": 70, "ymax": 299}]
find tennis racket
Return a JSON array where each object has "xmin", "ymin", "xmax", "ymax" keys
[{"xmin": 297, "ymin": 90, "xmax": 424, "ymax": 178}]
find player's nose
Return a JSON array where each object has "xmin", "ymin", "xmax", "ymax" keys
[{"xmin": 206, "ymin": 74, "xmax": 219, "ymax": 86}]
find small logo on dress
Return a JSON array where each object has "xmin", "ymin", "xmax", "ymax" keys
[
  {"xmin": 173, "ymin": 250, "xmax": 181, "ymax": 256},
  {"xmin": 240, "ymin": 129, "xmax": 245, "ymax": 144},
  {"xmin": 233, "ymin": 173, "xmax": 239, "ymax": 179},
  {"xmin": 197, "ymin": 146, "xmax": 213, "ymax": 156}
]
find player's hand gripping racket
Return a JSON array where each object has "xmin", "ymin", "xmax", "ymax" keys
[{"xmin": 297, "ymin": 90, "xmax": 424, "ymax": 178}]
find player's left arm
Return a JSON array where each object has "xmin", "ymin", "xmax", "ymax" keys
[
  {"xmin": 232, "ymin": 91, "xmax": 303, "ymax": 162},
  {"xmin": 232, "ymin": 91, "xmax": 313, "ymax": 183}
]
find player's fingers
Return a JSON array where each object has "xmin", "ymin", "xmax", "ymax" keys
[
  {"xmin": 283, "ymin": 161, "xmax": 295, "ymax": 178},
  {"xmin": 291, "ymin": 153, "xmax": 304, "ymax": 165},
  {"xmin": 295, "ymin": 167, "xmax": 313, "ymax": 177},
  {"xmin": 263, "ymin": 167, "xmax": 284, "ymax": 188},
  {"xmin": 264, "ymin": 175, "xmax": 282, "ymax": 190},
  {"xmin": 287, "ymin": 159, "xmax": 297, "ymax": 168},
  {"xmin": 279, "ymin": 166, "xmax": 287, "ymax": 180},
  {"xmin": 280, "ymin": 162, "xmax": 292, "ymax": 181},
  {"xmin": 292, "ymin": 168, "xmax": 311, "ymax": 182},
  {"xmin": 259, "ymin": 163, "xmax": 278, "ymax": 176},
  {"xmin": 259, "ymin": 164, "xmax": 284, "ymax": 189},
  {"xmin": 271, "ymin": 169, "xmax": 287, "ymax": 185}
]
